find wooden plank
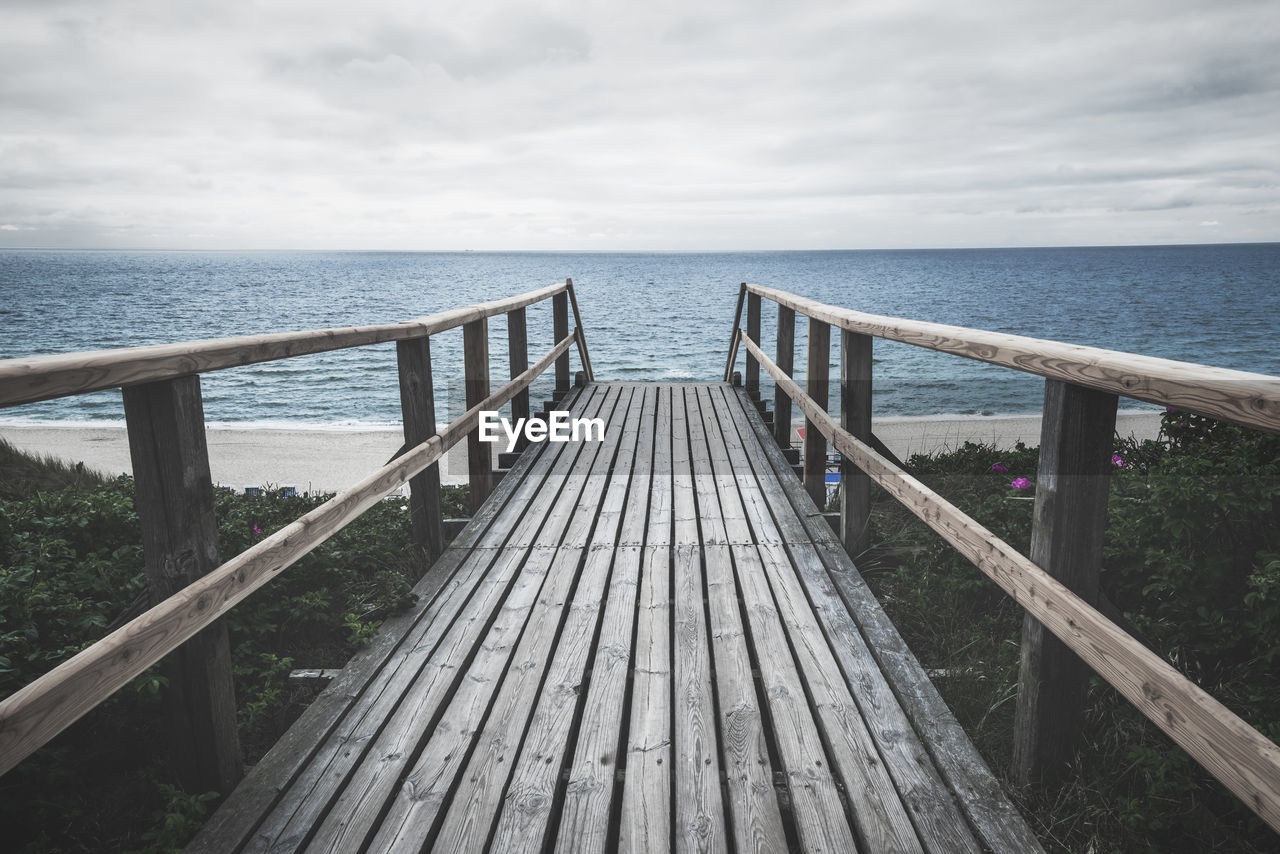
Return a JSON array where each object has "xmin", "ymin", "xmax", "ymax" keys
[
  {"xmin": 723, "ymin": 284, "xmax": 747, "ymax": 382},
  {"xmin": 483, "ymin": 386, "xmax": 651, "ymax": 853},
  {"xmin": 508, "ymin": 306, "xmax": 531, "ymax": 452},
  {"xmin": 548, "ymin": 385, "xmax": 657, "ymax": 853},
  {"xmin": 188, "ymin": 392, "xmax": 586, "ymax": 854},
  {"xmin": 554, "ymin": 291, "xmax": 571, "ymax": 391},
  {"xmin": 722, "ymin": 382, "xmax": 1036, "ymax": 853},
  {"xmin": 230, "ymin": 385, "xmax": 611, "ymax": 853},
  {"xmin": 381, "ymin": 387, "xmax": 641, "ymax": 853},
  {"xmin": 714, "ymin": 384, "xmax": 976, "ymax": 853},
  {"xmin": 465, "ymin": 317, "xmax": 493, "ymax": 512},
  {"xmin": 671, "ymin": 386, "xmax": 728, "ymax": 854},
  {"xmin": 745, "ymin": 282, "xmax": 1280, "ymax": 434},
  {"xmin": 397, "ymin": 337, "xmax": 444, "ymax": 560},
  {"xmin": 121, "ymin": 374, "xmax": 242, "ymax": 796},
  {"xmin": 1013, "ymin": 379, "xmax": 1118, "ymax": 786},
  {"xmin": 0, "ymin": 282, "xmax": 569, "ymax": 409},
  {"xmin": 804, "ymin": 319, "xmax": 831, "ymax": 510},
  {"xmin": 685, "ymin": 385, "xmax": 788, "ymax": 854},
  {"xmin": 840, "ymin": 329, "xmax": 873, "ymax": 557},
  {"xmin": 620, "ymin": 384, "xmax": 674, "ymax": 854},
  {"xmin": 695, "ymin": 386, "xmax": 857, "ymax": 853},
  {"xmin": 747, "ymin": 330, "xmax": 1280, "ymax": 838},
  {"xmin": 773, "ymin": 305, "xmax": 795, "ymax": 450},
  {"xmin": 745, "ymin": 292, "xmax": 761, "ymax": 398}
]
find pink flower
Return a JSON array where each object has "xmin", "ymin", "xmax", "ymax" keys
[
  {"xmin": 990, "ymin": 463, "xmax": 1009, "ymax": 472},
  {"xmin": 253, "ymin": 524, "xmax": 263, "ymax": 534},
  {"xmin": 1010, "ymin": 477, "xmax": 1031, "ymax": 490},
  {"xmin": 1111, "ymin": 454, "xmax": 1126, "ymax": 468}
]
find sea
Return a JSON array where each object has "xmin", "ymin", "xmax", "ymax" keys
[{"xmin": 1, "ymin": 244, "xmax": 1277, "ymax": 429}]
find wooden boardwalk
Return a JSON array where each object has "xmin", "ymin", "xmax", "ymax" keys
[{"xmin": 189, "ymin": 382, "xmax": 1041, "ymax": 854}]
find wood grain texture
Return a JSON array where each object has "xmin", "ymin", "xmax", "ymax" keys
[
  {"xmin": 0, "ymin": 282, "xmax": 568, "ymax": 409},
  {"xmin": 804, "ymin": 318, "xmax": 831, "ymax": 510},
  {"xmin": 1014, "ymin": 379, "xmax": 1118, "ymax": 786},
  {"xmin": 123, "ymin": 375, "xmax": 242, "ymax": 795},
  {"xmin": 397, "ymin": 337, "xmax": 444, "ymax": 560},
  {"xmin": 840, "ymin": 329, "xmax": 873, "ymax": 557},
  {"xmin": 746, "ymin": 282, "xmax": 1280, "ymax": 434},
  {"xmin": 744, "ymin": 331, "xmax": 1280, "ymax": 836},
  {"xmin": 716, "ymin": 384, "xmax": 984, "ymax": 854},
  {"xmin": 685, "ymin": 386, "xmax": 788, "ymax": 854},
  {"xmin": 0, "ymin": 332, "xmax": 575, "ymax": 779},
  {"xmin": 773, "ymin": 305, "xmax": 795, "ymax": 450}
]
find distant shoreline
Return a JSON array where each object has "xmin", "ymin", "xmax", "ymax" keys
[{"xmin": 0, "ymin": 411, "xmax": 1163, "ymax": 495}]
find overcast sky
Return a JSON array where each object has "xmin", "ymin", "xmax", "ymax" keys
[{"xmin": 2, "ymin": 0, "xmax": 1277, "ymax": 250}]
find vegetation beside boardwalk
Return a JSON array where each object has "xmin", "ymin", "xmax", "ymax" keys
[
  {"xmin": 852, "ymin": 409, "xmax": 1280, "ymax": 853},
  {"xmin": 0, "ymin": 438, "xmax": 467, "ymax": 853},
  {"xmin": 1, "ymin": 407, "xmax": 1278, "ymax": 852}
]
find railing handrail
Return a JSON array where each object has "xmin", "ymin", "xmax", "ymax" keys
[
  {"xmin": 0, "ymin": 281, "xmax": 568, "ymax": 409},
  {"xmin": 0, "ymin": 329, "xmax": 578, "ymax": 777},
  {"xmin": 745, "ymin": 282, "xmax": 1280, "ymax": 433}
]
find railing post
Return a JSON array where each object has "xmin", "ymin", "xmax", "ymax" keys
[
  {"xmin": 773, "ymin": 305, "xmax": 795, "ymax": 449},
  {"xmin": 121, "ymin": 374, "xmax": 242, "ymax": 795},
  {"xmin": 1013, "ymin": 378, "xmax": 1118, "ymax": 787},
  {"xmin": 840, "ymin": 329, "xmax": 872, "ymax": 556},
  {"xmin": 724, "ymin": 283, "xmax": 747, "ymax": 382},
  {"xmin": 745, "ymin": 291, "xmax": 761, "ymax": 399},
  {"xmin": 507, "ymin": 306, "xmax": 530, "ymax": 452},
  {"xmin": 553, "ymin": 290, "xmax": 570, "ymax": 393},
  {"xmin": 565, "ymin": 278, "xmax": 593, "ymax": 383},
  {"xmin": 396, "ymin": 338, "xmax": 444, "ymax": 560},
  {"xmin": 804, "ymin": 318, "xmax": 831, "ymax": 510},
  {"xmin": 464, "ymin": 318, "xmax": 493, "ymax": 513}
]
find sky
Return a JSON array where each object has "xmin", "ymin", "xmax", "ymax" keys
[{"xmin": 1, "ymin": 0, "xmax": 1277, "ymax": 251}]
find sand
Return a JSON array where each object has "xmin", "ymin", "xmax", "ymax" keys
[{"xmin": 0, "ymin": 411, "xmax": 1163, "ymax": 495}]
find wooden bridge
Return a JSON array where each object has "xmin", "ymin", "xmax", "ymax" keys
[{"xmin": 1, "ymin": 280, "xmax": 1279, "ymax": 852}]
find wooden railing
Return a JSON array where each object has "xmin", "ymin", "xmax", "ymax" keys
[
  {"xmin": 0, "ymin": 279, "xmax": 592, "ymax": 794},
  {"xmin": 725, "ymin": 282, "xmax": 1280, "ymax": 834}
]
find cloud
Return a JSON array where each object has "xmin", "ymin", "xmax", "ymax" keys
[{"xmin": 0, "ymin": 0, "xmax": 1277, "ymax": 248}]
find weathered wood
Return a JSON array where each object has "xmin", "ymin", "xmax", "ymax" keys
[
  {"xmin": 233, "ymin": 384, "xmax": 604, "ymax": 853},
  {"xmin": 744, "ymin": 332, "xmax": 1280, "ymax": 836},
  {"xmin": 308, "ymin": 387, "xmax": 626, "ymax": 853},
  {"xmin": 464, "ymin": 316, "xmax": 493, "ymax": 512},
  {"xmin": 804, "ymin": 319, "xmax": 831, "ymax": 510},
  {"xmin": 773, "ymin": 304, "xmax": 795, "ymax": 450},
  {"xmin": 0, "ymin": 332, "xmax": 574, "ymax": 779},
  {"xmin": 717, "ymin": 384, "xmax": 984, "ymax": 853},
  {"xmin": 840, "ymin": 329, "xmax": 873, "ymax": 556},
  {"xmin": 1014, "ymin": 379, "xmax": 1118, "ymax": 787},
  {"xmin": 0, "ymin": 282, "xmax": 569, "ymax": 409},
  {"xmin": 671, "ymin": 387, "xmax": 728, "ymax": 854},
  {"xmin": 554, "ymin": 290, "xmax": 571, "ymax": 391},
  {"xmin": 508, "ymin": 306, "xmax": 530, "ymax": 452},
  {"xmin": 121, "ymin": 375, "xmax": 241, "ymax": 795},
  {"xmin": 723, "ymin": 283, "xmax": 747, "ymax": 382},
  {"xmin": 745, "ymin": 282, "xmax": 1280, "ymax": 434},
  {"xmin": 745, "ymin": 291, "xmax": 761, "ymax": 398},
  {"xmin": 620, "ymin": 385, "xmax": 674, "ymax": 854},
  {"xmin": 695, "ymin": 386, "xmax": 861, "ymax": 852},
  {"xmin": 685, "ymin": 386, "xmax": 788, "ymax": 854},
  {"xmin": 566, "ymin": 277, "xmax": 595, "ymax": 382},
  {"xmin": 397, "ymin": 337, "xmax": 444, "ymax": 560}
]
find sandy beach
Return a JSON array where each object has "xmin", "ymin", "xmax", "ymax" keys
[{"xmin": 0, "ymin": 411, "xmax": 1163, "ymax": 495}]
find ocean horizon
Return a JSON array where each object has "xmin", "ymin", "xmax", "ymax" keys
[{"xmin": 2, "ymin": 243, "xmax": 1277, "ymax": 427}]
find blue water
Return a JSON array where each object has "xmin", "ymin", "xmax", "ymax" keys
[{"xmin": 1, "ymin": 245, "xmax": 1277, "ymax": 426}]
